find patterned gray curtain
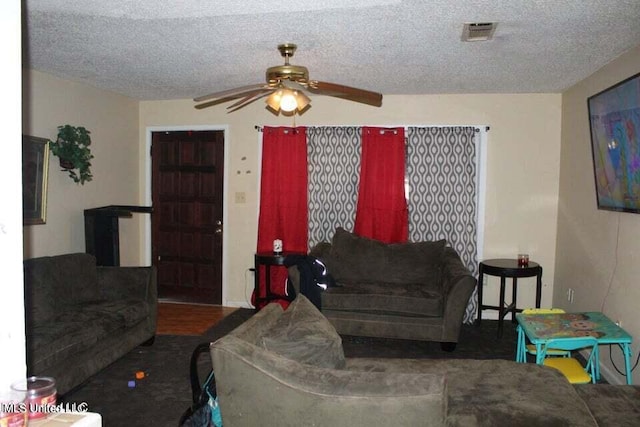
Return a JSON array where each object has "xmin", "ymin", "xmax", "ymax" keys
[
  {"xmin": 306, "ymin": 127, "xmax": 361, "ymax": 248},
  {"xmin": 406, "ymin": 127, "xmax": 479, "ymax": 323},
  {"xmin": 306, "ymin": 125, "xmax": 480, "ymax": 324}
]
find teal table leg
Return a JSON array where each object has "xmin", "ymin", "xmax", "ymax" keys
[
  {"xmin": 585, "ymin": 348, "xmax": 596, "ymax": 383},
  {"xmin": 622, "ymin": 343, "xmax": 633, "ymax": 385},
  {"xmin": 516, "ymin": 326, "xmax": 523, "ymax": 362},
  {"xmin": 536, "ymin": 343, "xmax": 544, "ymax": 365},
  {"xmin": 594, "ymin": 344, "xmax": 600, "ymax": 381}
]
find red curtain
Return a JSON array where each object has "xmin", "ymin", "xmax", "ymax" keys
[
  {"xmin": 254, "ymin": 126, "xmax": 308, "ymax": 309},
  {"xmin": 354, "ymin": 127, "xmax": 408, "ymax": 243}
]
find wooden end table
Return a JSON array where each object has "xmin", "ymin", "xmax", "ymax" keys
[
  {"xmin": 254, "ymin": 252, "xmax": 305, "ymax": 310},
  {"xmin": 476, "ymin": 258, "xmax": 542, "ymax": 338}
]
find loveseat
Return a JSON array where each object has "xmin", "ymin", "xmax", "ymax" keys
[
  {"xmin": 211, "ymin": 296, "xmax": 640, "ymax": 427},
  {"xmin": 290, "ymin": 228, "xmax": 476, "ymax": 350},
  {"xmin": 23, "ymin": 253, "xmax": 157, "ymax": 395}
]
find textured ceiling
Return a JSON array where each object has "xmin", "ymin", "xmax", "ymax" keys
[{"xmin": 23, "ymin": 0, "xmax": 640, "ymax": 101}]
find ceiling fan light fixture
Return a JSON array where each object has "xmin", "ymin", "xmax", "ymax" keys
[
  {"xmin": 265, "ymin": 89, "xmax": 284, "ymax": 110},
  {"xmin": 293, "ymin": 90, "xmax": 310, "ymax": 110},
  {"xmin": 279, "ymin": 90, "xmax": 298, "ymax": 112},
  {"xmin": 265, "ymin": 88, "xmax": 310, "ymax": 113}
]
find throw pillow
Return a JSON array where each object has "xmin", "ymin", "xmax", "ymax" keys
[
  {"xmin": 52, "ymin": 253, "xmax": 101, "ymax": 304},
  {"xmin": 385, "ymin": 239, "xmax": 446, "ymax": 284},
  {"xmin": 328, "ymin": 227, "xmax": 386, "ymax": 282},
  {"xmin": 261, "ymin": 295, "xmax": 346, "ymax": 369},
  {"xmin": 23, "ymin": 257, "xmax": 57, "ymax": 326}
]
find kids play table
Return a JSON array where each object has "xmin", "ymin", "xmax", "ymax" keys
[{"xmin": 516, "ymin": 311, "xmax": 633, "ymax": 384}]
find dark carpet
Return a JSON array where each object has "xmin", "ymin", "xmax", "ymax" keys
[{"xmin": 61, "ymin": 311, "xmax": 519, "ymax": 427}]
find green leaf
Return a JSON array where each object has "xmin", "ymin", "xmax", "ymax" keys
[{"xmin": 48, "ymin": 125, "xmax": 94, "ymax": 185}]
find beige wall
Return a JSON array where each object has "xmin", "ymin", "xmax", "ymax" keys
[
  {"xmin": 23, "ymin": 70, "xmax": 143, "ymax": 265},
  {"xmin": 556, "ymin": 45, "xmax": 640, "ymax": 385},
  {"xmin": 23, "ymin": 69, "xmax": 564, "ymax": 336},
  {"xmin": 140, "ymin": 93, "xmax": 562, "ymax": 308}
]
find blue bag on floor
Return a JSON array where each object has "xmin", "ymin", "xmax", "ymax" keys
[{"xmin": 178, "ymin": 343, "xmax": 222, "ymax": 427}]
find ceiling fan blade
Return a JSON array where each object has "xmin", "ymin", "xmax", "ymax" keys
[
  {"xmin": 309, "ymin": 81, "xmax": 383, "ymax": 107},
  {"xmin": 195, "ymin": 98, "xmax": 230, "ymax": 110},
  {"xmin": 226, "ymin": 90, "xmax": 273, "ymax": 113},
  {"xmin": 194, "ymin": 83, "xmax": 268, "ymax": 102},
  {"xmin": 194, "ymin": 87, "xmax": 272, "ymax": 110}
]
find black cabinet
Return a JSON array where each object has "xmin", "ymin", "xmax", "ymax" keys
[{"xmin": 84, "ymin": 205, "xmax": 152, "ymax": 266}]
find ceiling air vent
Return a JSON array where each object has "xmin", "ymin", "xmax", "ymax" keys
[{"xmin": 461, "ymin": 22, "xmax": 497, "ymax": 42}]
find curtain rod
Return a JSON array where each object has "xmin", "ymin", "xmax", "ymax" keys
[
  {"xmin": 255, "ymin": 125, "xmax": 489, "ymax": 132},
  {"xmin": 254, "ymin": 125, "xmax": 300, "ymax": 132},
  {"xmin": 254, "ymin": 125, "xmax": 303, "ymax": 134}
]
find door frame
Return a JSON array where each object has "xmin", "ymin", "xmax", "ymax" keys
[{"xmin": 144, "ymin": 125, "xmax": 230, "ymax": 305}]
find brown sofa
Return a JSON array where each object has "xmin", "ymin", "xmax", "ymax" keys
[
  {"xmin": 23, "ymin": 253, "xmax": 157, "ymax": 395},
  {"xmin": 290, "ymin": 228, "xmax": 476, "ymax": 350},
  {"xmin": 210, "ymin": 296, "xmax": 640, "ymax": 427}
]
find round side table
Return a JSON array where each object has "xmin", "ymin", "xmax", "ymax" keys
[{"xmin": 476, "ymin": 258, "xmax": 542, "ymax": 338}]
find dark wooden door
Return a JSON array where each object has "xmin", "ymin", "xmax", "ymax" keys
[{"xmin": 151, "ymin": 130, "xmax": 224, "ymax": 304}]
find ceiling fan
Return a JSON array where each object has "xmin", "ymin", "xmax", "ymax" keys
[{"xmin": 193, "ymin": 43, "xmax": 383, "ymax": 114}]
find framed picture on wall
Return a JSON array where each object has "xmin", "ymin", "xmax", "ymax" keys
[
  {"xmin": 587, "ymin": 72, "xmax": 640, "ymax": 214},
  {"xmin": 22, "ymin": 135, "xmax": 50, "ymax": 225}
]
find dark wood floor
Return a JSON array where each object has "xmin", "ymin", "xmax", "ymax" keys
[{"xmin": 157, "ymin": 301, "xmax": 238, "ymax": 336}]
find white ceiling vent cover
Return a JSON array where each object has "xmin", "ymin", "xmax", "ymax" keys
[{"xmin": 461, "ymin": 22, "xmax": 497, "ymax": 42}]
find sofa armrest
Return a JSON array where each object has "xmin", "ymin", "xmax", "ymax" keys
[
  {"xmin": 211, "ymin": 336, "xmax": 446, "ymax": 426},
  {"xmin": 96, "ymin": 266, "xmax": 157, "ymax": 338},
  {"xmin": 440, "ymin": 248, "xmax": 476, "ymax": 342}
]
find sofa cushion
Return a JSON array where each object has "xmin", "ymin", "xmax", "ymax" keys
[
  {"xmin": 322, "ymin": 282, "xmax": 443, "ymax": 317},
  {"xmin": 385, "ymin": 240, "xmax": 446, "ymax": 284},
  {"xmin": 26, "ymin": 254, "xmax": 101, "ymax": 307},
  {"xmin": 23, "ymin": 254, "xmax": 110, "ymax": 324},
  {"xmin": 573, "ymin": 384, "xmax": 640, "ymax": 427},
  {"xmin": 346, "ymin": 358, "xmax": 599, "ymax": 427},
  {"xmin": 444, "ymin": 360, "xmax": 599, "ymax": 427},
  {"xmin": 23, "ymin": 257, "xmax": 57, "ymax": 325},
  {"xmin": 327, "ymin": 227, "xmax": 386, "ymax": 282},
  {"xmin": 82, "ymin": 300, "xmax": 151, "ymax": 327},
  {"xmin": 27, "ymin": 310, "xmax": 125, "ymax": 372},
  {"xmin": 261, "ymin": 295, "xmax": 346, "ymax": 369},
  {"xmin": 326, "ymin": 228, "xmax": 446, "ymax": 285},
  {"xmin": 52, "ymin": 253, "xmax": 101, "ymax": 304}
]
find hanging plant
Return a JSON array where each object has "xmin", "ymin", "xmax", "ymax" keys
[{"xmin": 49, "ymin": 125, "xmax": 94, "ymax": 184}]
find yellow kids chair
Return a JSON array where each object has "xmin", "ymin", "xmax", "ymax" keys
[{"xmin": 540, "ymin": 337, "xmax": 598, "ymax": 384}]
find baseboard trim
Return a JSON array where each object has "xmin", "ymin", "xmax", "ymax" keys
[
  {"xmin": 577, "ymin": 349, "xmax": 627, "ymax": 385},
  {"xmin": 477, "ymin": 311, "xmax": 503, "ymax": 321},
  {"xmin": 225, "ymin": 300, "xmax": 254, "ymax": 309},
  {"xmin": 599, "ymin": 363, "xmax": 626, "ymax": 385}
]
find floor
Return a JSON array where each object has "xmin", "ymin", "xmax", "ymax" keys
[{"xmin": 156, "ymin": 301, "xmax": 238, "ymax": 336}]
